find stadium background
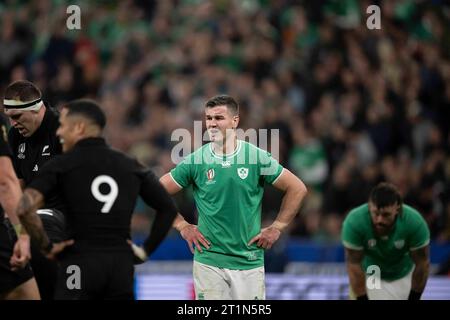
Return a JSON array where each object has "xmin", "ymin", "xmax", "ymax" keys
[{"xmin": 0, "ymin": 0, "xmax": 449, "ymax": 299}]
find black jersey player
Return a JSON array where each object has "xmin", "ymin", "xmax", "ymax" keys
[
  {"xmin": 16, "ymin": 99, "xmax": 178, "ymax": 299},
  {"xmin": 3, "ymin": 80, "xmax": 65, "ymax": 300},
  {"xmin": 0, "ymin": 114, "xmax": 39, "ymax": 299}
]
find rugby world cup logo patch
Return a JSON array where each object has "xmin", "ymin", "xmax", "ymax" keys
[
  {"xmin": 206, "ymin": 168, "xmax": 215, "ymax": 180},
  {"xmin": 205, "ymin": 168, "xmax": 216, "ymax": 185},
  {"xmin": 18, "ymin": 143, "xmax": 26, "ymax": 159}
]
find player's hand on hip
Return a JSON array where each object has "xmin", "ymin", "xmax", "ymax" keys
[
  {"xmin": 248, "ymin": 226, "xmax": 281, "ymax": 250},
  {"xmin": 127, "ymin": 240, "xmax": 148, "ymax": 265},
  {"xmin": 180, "ymin": 224, "xmax": 210, "ymax": 254},
  {"xmin": 10, "ymin": 234, "xmax": 31, "ymax": 271},
  {"xmin": 45, "ymin": 239, "xmax": 74, "ymax": 260}
]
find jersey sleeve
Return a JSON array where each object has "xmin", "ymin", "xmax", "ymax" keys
[
  {"xmin": 408, "ymin": 211, "xmax": 430, "ymax": 250},
  {"xmin": 137, "ymin": 165, "xmax": 178, "ymax": 255},
  {"xmin": 27, "ymin": 157, "xmax": 60, "ymax": 198},
  {"xmin": 139, "ymin": 168, "xmax": 178, "ymax": 212},
  {"xmin": 259, "ymin": 149, "xmax": 283, "ymax": 184},
  {"xmin": 341, "ymin": 214, "xmax": 364, "ymax": 250},
  {"xmin": 169, "ymin": 153, "xmax": 195, "ymax": 188}
]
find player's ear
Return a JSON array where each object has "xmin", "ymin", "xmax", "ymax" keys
[
  {"xmin": 74, "ymin": 121, "xmax": 85, "ymax": 135},
  {"xmin": 233, "ymin": 115, "xmax": 239, "ymax": 128}
]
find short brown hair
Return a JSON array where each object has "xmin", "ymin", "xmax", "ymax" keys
[
  {"xmin": 205, "ymin": 95, "xmax": 239, "ymax": 115},
  {"xmin": 4, "ymin": 80, "xmax": 41, "ymax": 102}
]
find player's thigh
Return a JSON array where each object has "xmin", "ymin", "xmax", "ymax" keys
[
  {"xmin": 228, "ymin": 266, "xmax": 265, "ymax": 300},
  {"xmin": 3, "ymin": 277, "xmax": 40, "ymax": 300},
  {"xmin": 0, "ymin": 224, "xmax": 36, "ymax": 299},
  {"xmin": 193, "ymin": 261, "xmax": 231, "ymax": 300}
]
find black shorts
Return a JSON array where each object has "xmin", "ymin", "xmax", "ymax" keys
[
  {"xmin": 54, "ymin": 250, "xmax": 134, "ymax": 300},
  {"xmin": 30, "ymin": 208, "xmax": 68, "ymax": 300},
  {"xmin": 4, "ymin": 209, "xmax": 67, "ymax": 300},
  {"xmin": 0, "ymin": 219, "xmax": 34, "ymax": 295}
]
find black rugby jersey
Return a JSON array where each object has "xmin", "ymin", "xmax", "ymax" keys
[
  {"xmin": 28, "ymin": 137, "xmax": 177, "ymax": 253},
  {"xmin": 8, "ymin": 107, "xmax": 63, "ymax": 210}
]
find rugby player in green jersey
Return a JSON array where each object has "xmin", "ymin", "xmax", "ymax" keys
[
  {"xmin": 159, "ymin": 95, "xmax": 307, "ymax": 299},
  {"xmin": 342, "ymin": 182, "xmax": 430, "ymax": 300}
]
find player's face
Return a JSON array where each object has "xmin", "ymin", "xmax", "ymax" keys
[
  {"xmin": 369, "ymin": 202, "xmax": 400, "ymax": 235},
  {"xmin": 56, "ymin": 108, "xmax": 77, "ymax": 152},
  {"xmin": 205, "ymin": 105, "xmax": 238, "ymax": 143},
  {"xmin": 4, "ymin": 109, "xmax": 40, "ymax": 137}
]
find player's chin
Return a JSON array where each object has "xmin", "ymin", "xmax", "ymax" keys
[
  {"xmin": 62, "ymin": 144, "xmax": 70, "ymax": 152},
  {"xmin": 212, "ymin": 136, "xmax": 225, "ymax": 143}
]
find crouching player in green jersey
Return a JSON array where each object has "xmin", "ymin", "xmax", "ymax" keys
[
  {"xmin": 342, "ymin": 182, "xmax": 430, "ymax": 300},
  {"xmin": 159, "ymin": 95, "xmax": 307, "ymax": 300}
]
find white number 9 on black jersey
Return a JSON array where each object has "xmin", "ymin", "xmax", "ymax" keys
[{"xmin": 90, "ymin": 175, "xmax": 118, "ymax": 213}]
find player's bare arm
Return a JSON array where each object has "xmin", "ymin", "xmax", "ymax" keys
[
  {"xmin": 409, "ymin": 245, "xmax": 430, "ymax": 298},
  {"xmin": 0, "ymin": 156, "xmax": 32, "ymax": 270},
  {"xmin": 345, "ymin": 247, "xmax": 367, "ymax": 298},
  {"xmin": 160, "ymin": 173, "xmax": 210, "ymax": 253},
  {"xmin": 249, "ymin": 169, "xmax": 307, "ymax": 249},
  {"xmin": 16, "ymin": 188, "xmax": 49, "ymax": 251},
  {"xmin": 16, "ymin": 189, "xmax": 73, "ymax": 260},
  {"xmin": 160, "ymin": 173, "xmax": 183, "ymax": 195},
  {"xmin": 0, "ymin": 157, "xmax": 22, "ymax": 226}
]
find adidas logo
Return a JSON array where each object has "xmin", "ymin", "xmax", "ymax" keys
[{"xmin": 32, "ymin": 164, "xmax": 38, "ymax": 172}]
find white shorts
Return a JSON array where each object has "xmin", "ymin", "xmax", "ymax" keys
[
  {"xmin": 366, "ymin": 269, "xmax": 413, "ymax": 300},
  {"xmin": 193, "ymin": 261, "xmax": 265, "ymax": 300}
]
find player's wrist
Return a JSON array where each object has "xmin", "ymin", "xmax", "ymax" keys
[
  {"xmin": 174, "ymin": 220, "xmax": 190, "ymax": 232},
  {"xmin": 13, "ymin": 223, "xmax": 23, "ymax": 237},
  {"xmin": 408, "ymin": 290, "xmax": 422, "ymax": 300},
  {"xmin": 131, "ymin": 242, "xmax": 148, "ymax": 264},
  {"xmin": 271, "ymin": 220, "xmax": 288, "ymax": 233}
]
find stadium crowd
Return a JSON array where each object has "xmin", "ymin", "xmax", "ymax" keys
[{"xmin": 1, "ymin": 0, "xmax": 449, "ymax": 245}]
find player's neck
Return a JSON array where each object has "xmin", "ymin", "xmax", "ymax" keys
[{"xmin": 213, "ymin": 136, "xmax": 238, "ymax": 156}]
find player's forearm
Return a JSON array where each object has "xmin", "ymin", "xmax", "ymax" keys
[
  {"xmin": 0, "ymin": 172, "xmax": 22, "ymax": 225},
  {"xmin": 272, "ymin": 183, "xmax": 307, "ymax": 232},
  {"xmin": 347, "ymin": 263, "xmax": 367, "ymax": 297},
  {"xmin": 143, "ymin": 208, "xmax": 178, "ymax": 256},
  {"xmin": 17, "ymin": 189, "xmax": 50, "ymax": 251},
  {"xmin": 411, "ymin": 261, "xmax": 429, "ymax": 293}
]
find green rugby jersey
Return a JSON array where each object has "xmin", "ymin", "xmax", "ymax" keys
[
  {"xmin": 170, "ymin": 140, "xmax": 284, "ymax": 270},
  {"xmin": 342, "ymin": 204, "xmax": 430, "ymax": 281}
]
